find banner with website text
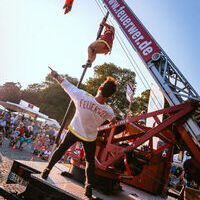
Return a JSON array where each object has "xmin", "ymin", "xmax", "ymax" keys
[{"xmin": 103, "ymin": 0, "xmax": 161, "ymax": 62}]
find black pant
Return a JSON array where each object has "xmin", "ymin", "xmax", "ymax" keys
[{"xmin": 47, "ymin": 130, "xmax": 96, "ymax": 187}]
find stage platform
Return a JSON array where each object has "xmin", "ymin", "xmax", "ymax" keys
[{"xmin": 7, "ymin": 160, "xmax": 164, "ymax": 200}]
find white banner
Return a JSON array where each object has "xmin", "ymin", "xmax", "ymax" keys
[
  {"xmin": 126, "ymin": 82, "xmax": 135, "ymax": 102},
  {"xmin": 19, "ymin": 100, "xmax": 40, "ymax": 112},
  {"xmin": 146, "ymin": 84, "xmax": 165, "ymax": 127},
  {"xmin": 146, "ymin": 84, "xmax": 165, "ymax": 149}
]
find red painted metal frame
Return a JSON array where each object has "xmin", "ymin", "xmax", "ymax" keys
[
  {"xmin": 96, "ymin": 101, "xmax": 195, "ymax": 170},
  {"xmin": 124, "ymin": 154, "xmax": 133, "ymax": 176},
  {"xmin": 68, "ymin": 101, "xmax": 199, "ymax": 191},
  {"xmin": 176, "ymin": 125, "xmax": 200, "ymax": 164}
]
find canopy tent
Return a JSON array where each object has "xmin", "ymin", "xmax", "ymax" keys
[
  {"xmin": 0, "ymin": 101, "xmax": 49, "ymax": 120},
  {"xmin": 0, "ymin": 104, "xmax": 8, "ymax": 112}
]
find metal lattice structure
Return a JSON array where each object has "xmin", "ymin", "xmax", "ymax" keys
[{"xmin": 101, "ymin": 0, "xmax": 200, "ymax": 145}]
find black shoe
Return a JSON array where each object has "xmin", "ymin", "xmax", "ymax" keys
[
  {"xmin": 85, "ymin": 185, "xmax": 92, "ymax": 198},
  {"xmin": 82, "ymin": 64, "xmax": 91, "ymax": 68},
  {"xmin": 41, "ymin": 168, "xmax": 50, "ymax": 179},
  {"xmin": 82, "ymin": 60, "xmax": 92, "ymax": 68}
]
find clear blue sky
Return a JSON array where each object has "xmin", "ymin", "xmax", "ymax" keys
[{"xmin": 0, "ymin": 0, "xmax": 199, "ymax": 96}]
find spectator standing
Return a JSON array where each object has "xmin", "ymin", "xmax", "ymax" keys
[
  {"xmin": 10, "ymin": 114, "xmax": 16, "ymax": 125},
  {"xmin": 0, "ymin": 118, "xmax": 6, "ymax": 137},
  {"xmin": 24, "ymin": 118, "xmax": 31, "ymax": 128},
  {"xmin": 5, "ymin": 117, "xmax": 10, "ymax": 138},
  {"xmin": 32, "ymin": 122, "xmax": 39, "ymax": 134},
  {"xmin": 47, "ymin": 127, "xmax": 55, "ymax": 144},
  {"xmin": 44, "ymin": 135, "xmax": 50, "ymax": 147},
  {"xmin": 14, "ymin": 115, "xmax": 21, "ymax": 128},
  {"xmin": 3, "ymin": 112, "xmax": 9, "ymax": 121}
]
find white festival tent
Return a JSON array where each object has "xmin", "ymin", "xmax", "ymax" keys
[
  {"xmin": 0, "ymin": 104, "xmax": 8, "ymax": 112},
  {"xmin": 0, "ymin": 101, "xmax": 49, "ymax": 120}
]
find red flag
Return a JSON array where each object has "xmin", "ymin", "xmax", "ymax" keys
[{"xmin": 63, "ymin": 0, "xmax": 74, "ymax": 14}]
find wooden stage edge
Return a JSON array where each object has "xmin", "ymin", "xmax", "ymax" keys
[{"xmin": 15, "ymin": 160, "xmax": 164, "ymax": 200}]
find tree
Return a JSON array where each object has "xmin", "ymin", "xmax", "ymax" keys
[
  {"xmin": 21, "ymin": 83, "xmax": 45, "ymax": 106},
  {"xmin": 0, "ymin": 64, "xmax": 152, "ymax": 123},
  {"xmin": 26, "ymin": 83, "xmax": 45, "ymax": 92},
  {"xmin": 0, "ymin": 82, "xmax": 22, "ymax": 103},
  {"xmin": 131, "ymin": 89, "xmax": 150, "ymax": 116},
  {"xmin": 86, "ymin": 63, "xmax": 136, "ymax": 116},
  {"xmin": 39, "ymin": 83, "xmax": 69, "ymax": 122}
]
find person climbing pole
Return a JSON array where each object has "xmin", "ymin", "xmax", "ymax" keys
[{"xmin": 84, "ymin": 17, "xmax": 115, "ymax": 68}]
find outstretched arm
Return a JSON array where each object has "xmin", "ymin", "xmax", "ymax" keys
[
  {"xmin": 49, "ymin": 68, "xmax": 84, "ymax": 105},
  {"xmin": 50, "ymin": 70, "xmax": 64, "ymax": 84}
]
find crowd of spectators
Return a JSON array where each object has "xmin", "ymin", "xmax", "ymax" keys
[{"xmin": 0, "ymin": 111, "xmax": 60, "ymax": 160}]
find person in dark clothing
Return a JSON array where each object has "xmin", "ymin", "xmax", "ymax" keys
[{"xmin": 41, "ymin": 69, "xmax": 117, "ymax": 198}]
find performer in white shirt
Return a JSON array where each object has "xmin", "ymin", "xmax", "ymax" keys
[{"xmin": 41, "ymin": 69, "xmax": 117, "ymax": 198}]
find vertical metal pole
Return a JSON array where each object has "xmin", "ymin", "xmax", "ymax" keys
[
  {"xmin": 96, "ymin": 12, "xmax": 109, "ymax": 40},
  {"xmin": 53, "ymin": 12, "xmax": 110, "ymax": 148}
]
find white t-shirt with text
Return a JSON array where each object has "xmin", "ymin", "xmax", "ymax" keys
[{"xmin": 61, "ymin": 80, "xmax": 114, "ymax": 142}]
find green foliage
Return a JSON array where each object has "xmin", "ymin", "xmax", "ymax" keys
[
  {"xmin": 131, "ymin": 89, "xmax": 150, "ymax": 116},
  {"xmin": 0, "ymin": 64, "xmax": 151, "ymax": 122},
  {"xmin": 86, "ymin": 63, "xmax": 136, "ymax": 116},
  {"xmin": 0, "ymin": 73, "xmax": 84, "ymax": 122},
  {"xmin": 39, "ymin": 73, "xmax": 85, "ymax": 122},
  {"xmin": 0, "ymin": 82, "xmax": 21, "ymax": 103},
  {"xmin": 39, "ymin": 83, "xmax": 69, "ymax": 122},
  {"xmin": 21, "ymin": 83, "xmax": 45, "ymax": 106}
]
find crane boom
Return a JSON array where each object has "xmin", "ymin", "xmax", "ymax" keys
[{"xmin": 102, "ymin": 0, "xmax": 200, "ymax": 145}]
